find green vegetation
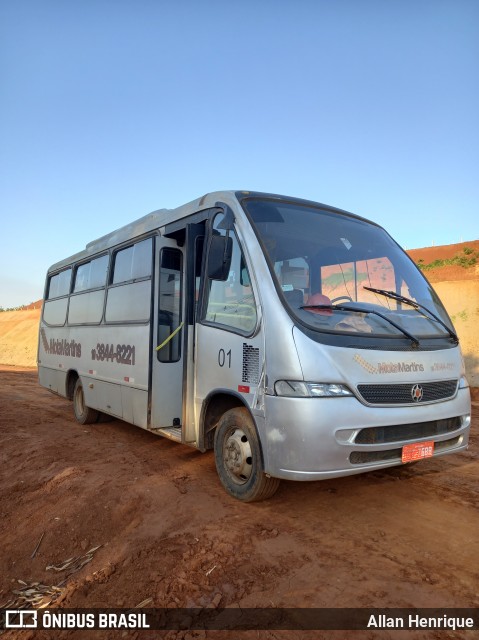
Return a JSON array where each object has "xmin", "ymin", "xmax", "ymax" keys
[
  {"xmin": 417, "ymin": 246, "xmax": 479, "ymax": 271},
  {"xmin": 322, "ymin": 269, "xmax": 368, "ymax": 288},
  {"xmin": 0, "ymin": 304, "xmax": 32, "ymax": 312},
  {"xmin": 451, "ymin": 310, "xmax": 469, "ymax": 322}
]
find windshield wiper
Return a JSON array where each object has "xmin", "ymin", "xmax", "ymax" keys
[
  {"xmin": 300, "ymin": 303, "xmax": 421, "ymax": 347},
  {"xmin": 363, "ymin": 286, "xmax": 458, "ymax": 344}
]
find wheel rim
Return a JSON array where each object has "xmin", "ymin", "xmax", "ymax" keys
[{"xmin": 223, "ymin": 427, "xmax": 253, "ymax": 485}]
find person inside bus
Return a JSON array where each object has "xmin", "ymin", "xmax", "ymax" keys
[
  {"xmin": 304, "ymin": 292, "xmax": 333, "ymax": 316},
  {"xmin": 304, "ymin": 292, "xmax": 372, "ymax": 332}
]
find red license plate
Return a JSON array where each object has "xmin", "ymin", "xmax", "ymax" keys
[{"xmin": 402, "ymin": 441, "xmax": 434, "ymax": 463}]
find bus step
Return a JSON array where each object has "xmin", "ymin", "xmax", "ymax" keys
[{"xmin": 152, "ymin": 426, "xmax": 182, "ymax": 442}]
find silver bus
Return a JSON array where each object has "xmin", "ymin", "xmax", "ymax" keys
[{"xmin": 38, "ymin": 191, "xmax": 471, "ymax": 501}]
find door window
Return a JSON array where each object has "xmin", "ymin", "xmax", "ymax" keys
[
  {"xmin": 204, "ymin": 214, "xmax": 257, "ymax": 334},
  {"xmin": 157, "ymin": 248, "xmax": 183, "ymax": 362}
]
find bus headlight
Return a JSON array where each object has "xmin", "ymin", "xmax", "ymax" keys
[
  {"xmin": 458, "ymin": 376, "xmax": 469, "ymax": 389},
  {"xmin": 274, "ymin": 381, "xmax": 354, "ymax": 398}
]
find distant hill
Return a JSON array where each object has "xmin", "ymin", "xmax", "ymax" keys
[
  {"xmin": 0, "ymin": 299, "xmax": 43, "ymax": 312},
  {"xmin": 407, "ymin": 240, "xmax": 479, "ymax": 282},
  {"xmin": 22, "ymin": 299, "xmax": 43, "ymax": 310}
]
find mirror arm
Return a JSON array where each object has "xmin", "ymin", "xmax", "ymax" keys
[{"xmin": 214, "ymin": 202, "xmax": 235, "ymax": 230}]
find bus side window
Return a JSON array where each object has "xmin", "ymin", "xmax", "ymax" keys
[
  {"xmin": 43, "ymin": 268, "xmax": 72, "ymax": 326},
  {"xmin": 112, "ymin": 239, "xmax": 152, "ymax": 284},
  {"xmin": 68, "ymin": 254, "xmax": 109, "ymax": 325},
  {"xmin": 73, "ymin": 254, "xmax": 109, "ymax": 292},
  {"xmin": 47, "ymin": 268, "xmax": 72, "ymax": 299},
  {"xmin": 105, "ymin": 238, "xmax": 153, "ymax": 323},
  {"xmin": 158, "ymin": 248, "xmax": 183, "ymax": 363}
]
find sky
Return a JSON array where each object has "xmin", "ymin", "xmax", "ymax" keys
[{"xmin": 1, "ymin": 0, "xmax": 478, "ymax": 308}]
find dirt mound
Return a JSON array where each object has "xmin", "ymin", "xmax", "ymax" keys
[
  {"xmin": 405, "ymin": 240, "xmax": 479, "ymax": 387},
  {"xmin": 22, "ymin": 299, "xmax": 43, "ymax": 310},
  {"xmin": 0, "ymin": 308, "xmax": 41, "ymax": 367},
  {"xmin": 407, "ymin": 239, "xmax": 479, "ymax": 283}
]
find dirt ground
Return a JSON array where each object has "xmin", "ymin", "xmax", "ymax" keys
[
  {"xmin": 0, "ymin": 310, "xmax": 40, "ymax": 368},
  {"xmin": 0, "ymin": 365, "xmax": 478, "ymax": 640}
]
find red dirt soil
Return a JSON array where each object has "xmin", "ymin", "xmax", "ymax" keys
[{"xmin": 0, "ymin": 366, "xmax": 478, "ymax": 640}]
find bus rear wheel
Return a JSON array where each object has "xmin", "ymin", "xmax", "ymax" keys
[
  {"xmin": 214, "ymin": 407, "xmax": 280, "ymax": 502},
  {"xmin": 73, "ymin": 378, "xmax": 100, "ymax": 425}
]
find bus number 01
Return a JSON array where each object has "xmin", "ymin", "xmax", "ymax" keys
[{"xmin": 218, "ymin": 348, "xmax": 231, "ymax": 368}]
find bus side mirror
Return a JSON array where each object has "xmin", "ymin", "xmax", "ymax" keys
[{"xmin": 207, "ymin": 235, "xmax": 233, "ymax": 281}]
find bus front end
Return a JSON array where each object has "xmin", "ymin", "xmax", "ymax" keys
[{"xmin": 239, "ymin": 193, "xmax": 471, "ymax": 481}]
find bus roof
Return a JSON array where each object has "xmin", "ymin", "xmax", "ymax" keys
[
  {"xmin": 47, "ymin": 190, "xmax": 372, "ymax": 273},
  {"xmin": 47, "ymin": 190, "xmax": 240, "ymax": 273}
]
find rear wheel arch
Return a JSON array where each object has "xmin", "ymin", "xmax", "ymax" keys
[
  {"xmin": 66, "ymin": 369, "xmax": 79, "ymax": 400},
  {"xmin": 72, "ymin": 376, "xmax": 100, "ymax": 425}
]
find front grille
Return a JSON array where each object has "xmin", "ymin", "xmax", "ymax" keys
[
  {"xmin": 349, "ymin": 436, "xmax": 461, "ymax": 465},
  {"xmin": 350, "ymin": 448, "xmax": 401, "ymax": 464},
  {"xmin": 357, "ymin": 379, "xmax": 457, "ymax": 405},
  {"xmin": 355, "ymin": 417, "xmax": 462, "ymax": 444}
]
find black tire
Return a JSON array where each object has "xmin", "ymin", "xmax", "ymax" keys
[
  {"xmin": 72, "ymin": 378, "xmax": 100, "ymax": 425},
  {"xmin": 214, "ymin": 407, "xmax": 280, "ymax": 502}
]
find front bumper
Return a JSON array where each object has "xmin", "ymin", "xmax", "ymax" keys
[{"xmin": 260, "ymin": 388, "xmax": 471, "ymax": 481}]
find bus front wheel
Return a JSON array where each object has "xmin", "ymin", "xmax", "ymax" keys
[
  {"xmin": 214, "ymin": 407, "xmax": 280, "ymax": 502},
  {"xmin": 72, "ymin": 378, "xmax": 100, "ymax": 425}
]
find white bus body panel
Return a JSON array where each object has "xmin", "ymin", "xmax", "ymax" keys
[
  {"xmin": 195, "ymin": 324, "xmax": 265, "ymax": 414},
  {"xmin": 39, "ymin": 324, "xmax": 150, "ymax": 428}
]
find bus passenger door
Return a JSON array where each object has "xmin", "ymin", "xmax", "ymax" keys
[
  {"xmin": 150, "ymin": 237, "xmax": 185, "ymax": 432},
  {"xmin": 150, "ymin": 223, "xmax": 206, "ymax": 444}
]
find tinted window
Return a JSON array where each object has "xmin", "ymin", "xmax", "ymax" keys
[
  {"xmin": 68, "ymin": 290, "xmax": 105, "ymax": 324},
  {"xmin": 157, "ymin": 248, "xmax": 183, "ymax": 362},
  {"xmin": 112, "ymin": 238, "xmax": 152, "ymax": 284},
  {"xmin": 74, "ymin": 255, "xmax": 109, "ymax": 292},
  {"xmin": 105, "ymin": 281, "xmax": 151, "ymax": 322},
  {"xmin": 47, "ymin": 268, "xmax": 71, "ymax": 299}
]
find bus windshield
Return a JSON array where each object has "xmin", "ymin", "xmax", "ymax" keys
[{"xmin": 242, "ymin": 198, "xmax": 454, "ymax": 341}]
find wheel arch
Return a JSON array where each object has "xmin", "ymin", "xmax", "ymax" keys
[
  {"xmin": 212, "ymin": 400, "xmax": 279, "ymax": 502},
  {"xmin": 66, "ymin": 369, "xmax": 79, "ymax": 400},
  {"xmin": 199, "ymin": 389, "xmax": 258, "ymax": 452}
]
